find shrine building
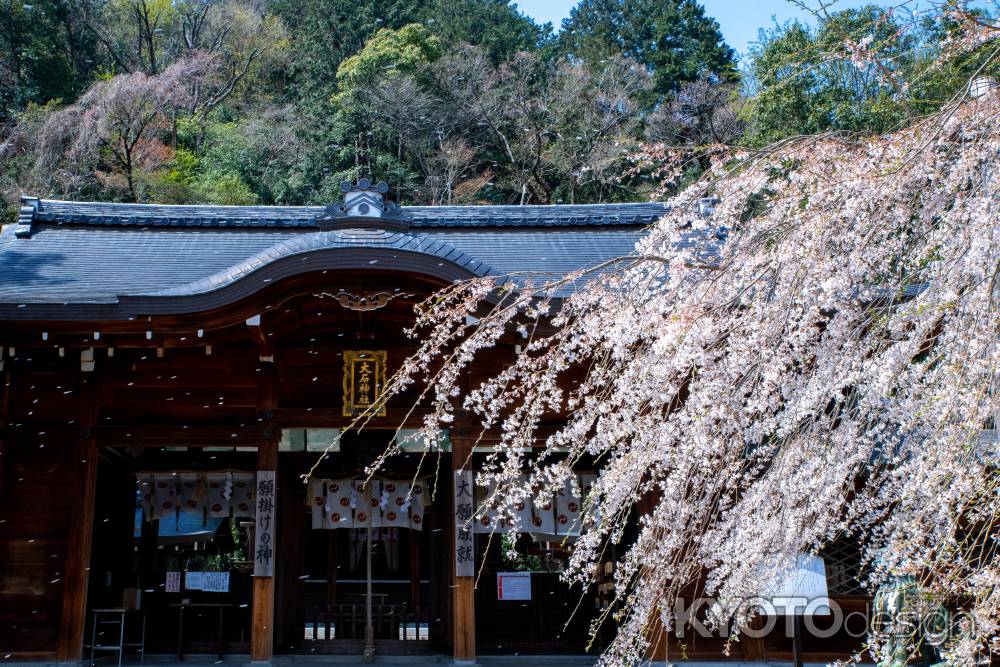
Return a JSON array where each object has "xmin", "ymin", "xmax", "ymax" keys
[{"xmin": 0, "ymin": 182, "xmax": 868, "ymax": 664}]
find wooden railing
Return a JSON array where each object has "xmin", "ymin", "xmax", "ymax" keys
[{"xmin": 303, "ymin": 603, "xmax": 429, "ymax": 641}]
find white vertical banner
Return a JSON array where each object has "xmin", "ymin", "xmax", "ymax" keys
[
  {"xmin": 151, "ymin": 473, "xmax": 178, "ymax": 520},
  {"xmin": 454, "ymin": 470, "xmax": 475, "ymax": 577},
  {"xmin": 473, "ymin": 478, "xmax": 499, "ymax": 533},
  {"xmin": 555, "ymin": 477, "xmax": 582, "ymax": 536},
  {"xmin": 531, "ymin": 491, "xmax": 556, "ymax": 534},
  {"xmin": 381, "ymin": 480, "xmax": 411, "ymax": 528},
  {"xmin": 514, "ymin": 474, "xmax": 534, "ymax": 530},
  {"xmin": 308, "ymin": 478, "xmax": 326, "ymax": 529},
  {"xmin": 206, "ymin": 473, "xmax": 232, "ymax": 518},
  {"xmin": 352, "ymin": 479, "xmax": 381, "ymax": 528},
  {"xmin": 325, "ymin": 479, "xmax": 355, "ymax": 528},
  {"xmin": 409, "ymin": 478, "xmax": 429, "ymax": 530},
  {"xmin": 232, "ymin": 473, "xmax": 256, "ymax": 519},
  {"xmin": 178, "ymin": 473, "xmax": 203, "ymax": 516},
  {"xmin": 253, "ymin": 471, "xmax": 276, "ymax": 577}
]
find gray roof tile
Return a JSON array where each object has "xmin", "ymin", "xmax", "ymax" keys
[
  {"xmin": 0, "ymin": 198, "xmax": 699, "ymax": 318},
  {"xmin": 25, "ymin": 198, "xmax": 669, "ymax": 230}
]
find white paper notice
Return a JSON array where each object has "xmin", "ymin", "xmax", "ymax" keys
[
  {"xmin": 200, "ymin": 572, "xmax": 230, "ymax": 592},
  {"xmin": 497, "ymin": 571, "xmax": 532, "ymax": 601},
  {"xmin": 185, "ymin": 571, "xmax": 205, "ymax": 590},
  {"xmin": 166, "ymin": 571, "xmax": 181, "ymax": 593}
]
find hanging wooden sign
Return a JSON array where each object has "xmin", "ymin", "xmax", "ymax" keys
[
  {"xmin": 342, "ymin": 350, "xmax": 387, "ymax": 417},
  {"xmin": 253, "ymin": 471, "xmax": 276, "ymax": 577},
  {"xmin": 454, "ymin": 470, "xmax": 475, "ymax": 577}
]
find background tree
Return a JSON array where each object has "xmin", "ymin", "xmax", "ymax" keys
[
  {"xmin": 3, "ymin": 0, "xmax": 997, "ymax": 213},
  {"xmin": 559, "ymin": 0, "xmax": 736, "ymax": 104},
  {"xmin": 738, "ymin": 6, "xmax": 976, "ymax": 146},
  {"xmin": 30, "ymin": 53, "xmax": 216, "ymax": 201},
  {"xmin": 1, "ymin": 0, "xmax": 93, "ymax": 123}
]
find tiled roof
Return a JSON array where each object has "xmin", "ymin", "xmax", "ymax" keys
[
  {"xmin": 0, "ymin": 197, "xmax": 692, "ymax": 319},
  {"xmin": 22, "ymin": 198, "xmax": 670, "ymax": 230}
]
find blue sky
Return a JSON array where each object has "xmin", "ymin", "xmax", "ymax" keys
[{"xmin": 514, "ymin": 0, "xmax": 958, "ymax": 63}]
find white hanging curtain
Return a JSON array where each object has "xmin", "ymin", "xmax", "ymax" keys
[
  {"xmin": 352, "ymin": 479, "xmax": 381, "ymax": 528},
  {"xmin": 555, "ymin": 476, "xmax": 583, "ymax": 536},
  {"xmin": 579, "ymin": 473, "xmax": 599, "ymax": 529},
  {"xmin": 138, "ymin": 475, "xmax": 155, "ymax": 521},
  {"xmin": 178, "ymin": 473, "xmax": 204, "ymax": 516},
  {"xmin": 512, "ymin": 474, "xmax": 535, "ymax": 529},
  {"xmin": 308, "ymin": 478, "xmax": 326, "ymax": 529},
  {"xmin": 325, "ymin": 479, "xmax": 355, "ymax": 528},
  {"xmin": 306, "ymin": 476, "xmax": 431, "ymax": 530},
  {"xmin": 531, "ymin": 489, "xmax": 556, "ymax": 534},
  {"xmin": 409, "ymin": 478, "xmax": 429, "ymax": 530},
  {"xmin": 381, "ymin": 480, "xmax": 411, "ymax": 528},
  {"xmin": 473, "ymin": 478, "xmax": 502, "ymax": 533},
  {"xmin": 206, "ymin": 472, "xmax": 232, "ymax": 518},
  {"xmin": 151, "ymin": 473, "xmax": 178, "ymax": 521},
  {"xmin": 231, "ymin": 472, "xmax": 255, "ymax": 519}
]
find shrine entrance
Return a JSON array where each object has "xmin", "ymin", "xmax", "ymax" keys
[{"xmin": 276, "ymin": 429, "xmax": 450, "ymax": 657}]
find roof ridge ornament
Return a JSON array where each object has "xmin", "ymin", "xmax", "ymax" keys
[
  {"xmin": 317, "ymin": 178, "xmax": 410, "ymax": 232},
  {"xmin": 15, "ymin": 196, "xmax": 39, "ymax": 238}
]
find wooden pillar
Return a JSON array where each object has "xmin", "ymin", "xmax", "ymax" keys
[
  {"xmin": 57, "ymin": 375, "xmax": 98, "ymax": 663},
  {"xmin": 275, "ymin": 469, "xmax": 305, "ymax": 651},
  {"xmin": 326, "ymin": 531, "xmax": 338, "ymax": 605},
  {"xmin": 451, "ymin": 436, "xmax": 476, "ymax": 664},
  {"xmin": 251, "ymin": 436, "xmax": 278, "ymax": 663},
  {"xmin": 0, "ymin": 366, "xmax": 10, "ymax": 496},
  {"xmin": 409, "ymin": 531, "xmax": 420, "ymax": 609},
  {"xmin": 252, "ymin": 365, "xmax": 278, "ymax": 663},
  {"xmin": 742, "ymin": 616, "xmax": 768, "ymax": 662}
]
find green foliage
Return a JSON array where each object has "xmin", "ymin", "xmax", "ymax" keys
[
  {"xmin": 739, "ymin": 6, "xmax": 998, "ymax": 147},
  {"xmin": 4, "ymin": 0, "xmax": 995, "ymax": 216},
  {"xmin": 194, "ymin": 171, "xmax": 260, "ymax": 206},
  {"xmin": 0, "ymin": 0, "xmax": 91, "ymax": 121},
  {"xmin": 741, "ymin": 8, "xmax": 911, "ymax": 145},
  {"xmin": 425, "ymin": 0, "xmax": 552, "ymax": 63},
  {"xmin": 558, "ymin": 0, "xmax": 736, "ymax": 103},
  {"xmin": 269, "ymin": 0, "xmax": 430, "ymax": 107},
  {"xmin": 335, "ymin": 24, "xmax": 442, "ymax": 97}
]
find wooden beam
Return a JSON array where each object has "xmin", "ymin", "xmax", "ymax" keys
[
  {"xmin": 0, "ymin": 425, "xmax": 269, "ymax": 446},
  {"xmin": 57, "ymin": 376, "xmax": 99, "ymax": 662},
  {"xmin": 246, "ymin": 315, "xmax": 275, "ymax": 363},
  {"xmin": 273, "ymin": 407, "xmax": 432, "ymax": 428},
  {"xmin": 451, "ymin": 435, "xmax": 476, "ymax": 664},
  {"xmin": 96, "ymin": 425, "xmax": 268, "ymax": 446}
]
